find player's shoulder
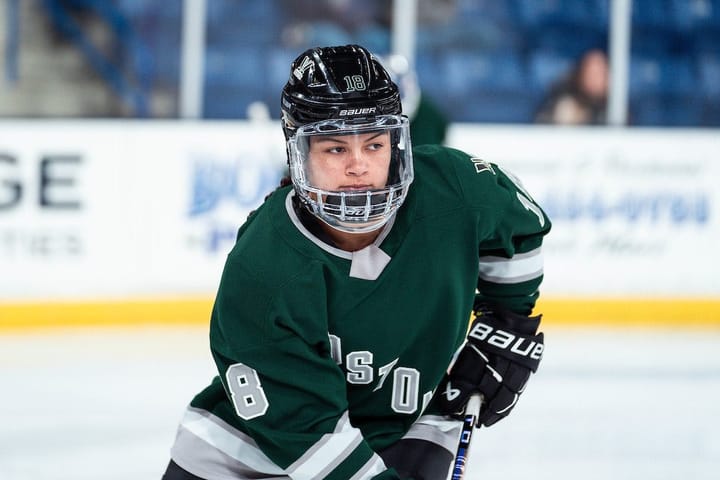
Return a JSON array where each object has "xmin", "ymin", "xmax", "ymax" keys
[
  {"xmin": 412, "ymin": 144, "xmax": 495, "ymax": 180},
  {"xmin": 410, "ymin": 144, "xmax": 538, "ymax": 217},
  {"xmin": 412, "ymin": 144, "xmax": 472, "ymax": 167},
  {"xmin": 411, "ymin": 144, "xmax": 504, "ymax": 197},
  {"xmin": 224, "ymin": 188, "xmax": 322, "ymax": 288},
  {"xmin": 216, "ymin": 189, "xmax": 334, "ymax": 345}
]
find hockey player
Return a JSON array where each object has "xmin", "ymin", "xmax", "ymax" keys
[{"xmin": 162, "ymin": 45, "xmax": 550, "ymax": 480}]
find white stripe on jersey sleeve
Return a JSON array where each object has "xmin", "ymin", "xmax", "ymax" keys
[
  {"xmin": 400, "ymin": 414, "xmax": 464, "ymax": 454},
  {"xmin": 180, "ymin": 408, "xmax": 285, "ymax": 474},
  {"xmin": 478, "ymin": 246, "xmax": 544, "ymax": 284},
  {"xmin": 286, "ymin": 412, "xmax": 369, "ymax": 480},
  {"xmin": 348, "ymin": 454, "xmax": 387, "ymax": 480}
]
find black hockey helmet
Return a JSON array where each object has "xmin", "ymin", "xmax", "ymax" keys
[
  {"xmin": 280, "ymin": 44, "xmax": 402, "ymax": 140},
  {"xmin": 281, "ymin": 45, "xmax": 413, "ymax": 234}
]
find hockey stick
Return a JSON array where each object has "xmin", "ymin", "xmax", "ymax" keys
[{"xmin": 450, "ymin": 393, "xmax": 484, "ymax": 480}]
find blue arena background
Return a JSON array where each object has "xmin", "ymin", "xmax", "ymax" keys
[{"xmin": 15, "ymin": 0, "xmax": 719, "ymax": 127}]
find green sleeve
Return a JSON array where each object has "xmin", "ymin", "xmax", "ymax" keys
[{"xmin": 449, "ymin": 148, "xmax": 552, "ymax": 315}]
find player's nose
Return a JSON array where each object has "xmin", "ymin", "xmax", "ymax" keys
[{"xmin": 346, "ymin": 149, "xmax": 369, "ymax": 176}]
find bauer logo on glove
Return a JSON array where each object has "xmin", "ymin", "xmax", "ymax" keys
[
  {"xmin": 468, "ymin": 319, "xmax": 544, "ymax": 364},
  {"xmin": 435, "ymin": 305, "xmax": 544, "ymax": 427}
]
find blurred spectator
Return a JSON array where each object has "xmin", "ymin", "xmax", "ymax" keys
[
  {"xmin": 280, "ymin": 0, "xmax": 387, "ymax": 50},
  {"xmin": 377, "ymin": 0, "xmax": 458, "ymax": 28},
  {"xmin": 535, "ymin": 49, "xmax": 609, "ymax": 125},
  {"xmin": 281, "ymin": 0, "xmax": 383, "ymax": 33}
]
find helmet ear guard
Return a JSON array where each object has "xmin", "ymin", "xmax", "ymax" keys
[{"xmin": 281, "ymin": 45, "xmax": 413, "ymax": 234}]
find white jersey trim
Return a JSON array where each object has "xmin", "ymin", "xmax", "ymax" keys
[
  {"xmin": 478, "ymin": 246, "xmax": 543, "ymax": 284},
  {"xmin": 400, "ymin": 414, "xmax": 464, "ymax": 454},
  {"xmin": 349, "ymin": 244, "xmax": 391, "ymax": 280},
  {"xmin": 178, "ymin": 408, "xmax": 285, "ymax": 475},
  {"xmin": 286, "ymin": 411, "xmax": 364, "ymax": 480},
  {"xmin": 285, "ymin": 191, "xmax": 395, "ymax": 262},
  {"xmin": 349, "ymin": 454, "xmax": 387, "ymax": 480},
  {"xmin": 172, "ymin": 408, "xmax": 381, "ymax": 479}
]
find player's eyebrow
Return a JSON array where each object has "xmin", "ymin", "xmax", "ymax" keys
[{"xmin": 313, "ymin": 131, "xmax": 387, "ymax": 145}]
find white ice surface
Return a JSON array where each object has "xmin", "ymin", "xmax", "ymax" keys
[{"xmin": 1, "ymin": 326, "xmax": 718, "ymax": 480}]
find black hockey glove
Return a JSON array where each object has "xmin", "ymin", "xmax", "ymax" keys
[{"xmin": 436, "ymin": 305, "xmax": 544, "ymax": 427}]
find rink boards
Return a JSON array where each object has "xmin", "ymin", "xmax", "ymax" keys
[{"xmin": 1, "ymin": 122, "xmax": 719, "ymax": 329}]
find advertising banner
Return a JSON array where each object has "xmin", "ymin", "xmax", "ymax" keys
[
  {"xmin": 0, "ymin": 121, "xmax": 286, "ymax": 301},
  {"xmin": 2, "ymin": 122, "xmax": 718, "ymax": 306},
  {"xmin": 448, "ymin": 125, "xmax": 720, "ymax": 296}
]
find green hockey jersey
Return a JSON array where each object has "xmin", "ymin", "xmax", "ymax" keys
[{"xmin": 169, "ymin": 145, "xmax": 551, "ymax": 479}]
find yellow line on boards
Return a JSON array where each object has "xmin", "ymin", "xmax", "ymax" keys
[
  {"xmin": 1, "ymin": 297, "xmax": 719, "ymax": 331},
  {"xmin": 536, "ymin": 298, "xmax": 720, "ymax": 328},
  {"xmin": 0, "ymin": 297, "xmax": 214, "ymax": 331}
]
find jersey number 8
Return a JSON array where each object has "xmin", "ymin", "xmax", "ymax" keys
[{"xmin": 226, "ymin": 363, "xmax": 269, "ymax": 420}]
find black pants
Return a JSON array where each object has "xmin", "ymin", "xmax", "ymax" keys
[
  {"xmin": 161, "ymin": 460, "xmax": 205, "ymax": 480},
  {"xmin": 379, "ymin": 438, "xmax": 454, "ymax": 480}
]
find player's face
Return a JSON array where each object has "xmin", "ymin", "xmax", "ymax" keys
[{"xmin": 305, "ymin": 131, "xmax": 391, "ymax": 191}]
